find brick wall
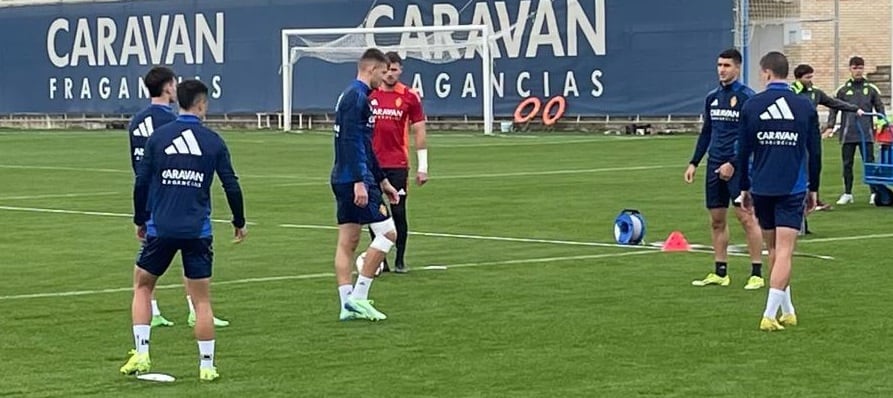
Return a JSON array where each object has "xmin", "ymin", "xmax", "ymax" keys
[{"xmin": 763, "ymin": 0, "xmax": 892, "ymax": 96}]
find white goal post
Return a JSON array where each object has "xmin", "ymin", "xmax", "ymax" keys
[{"xmin": 280, "ymin": 25, "xmax": 494, "ymax": 135}]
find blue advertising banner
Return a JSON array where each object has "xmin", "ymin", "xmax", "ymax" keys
[{"xmin": 0, "ymin": 0, "xmax": 732, "ymax": 116}]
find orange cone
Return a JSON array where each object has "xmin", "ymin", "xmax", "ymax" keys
[{"xmin": 661, "ymin": 231, "xmax": 691, "ymax": 252}]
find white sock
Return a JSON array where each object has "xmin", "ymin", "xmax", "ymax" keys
[
  {"xmin": 763, "ymin": 288, "xmax": 786, "ymax": 318},
  {"xmin": 198, "ymin": 340, "xmax": 215, "ymax": 369},
  {"xmin": 187, "ymin": 295, "xmax": 196, "ymax": 315},
  {"xmin": 352, "ymin": 275, "xmax": 374, "ymax": 300},
  {"xmin": 133, "ymin": 325, "xmax": 151, "ymax": 354},
  {"xmin": 781, "ymin": 286, "xmax": 796, "ymax": 315},
  {"xmin": 338, "ymin": 284, "xmax": 353, "ymax": 309},
  {"xmin": 151, "ymin": 300, "xmax": 161, "ymax": 317}
]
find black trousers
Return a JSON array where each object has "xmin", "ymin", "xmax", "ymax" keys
[
  {"xmin": 369, "ymin": 168, "xmax": 409, "ymax": 267},
  {"xmin": 842, "ymin": 142, "xmax": 874, "ymax": 194}
]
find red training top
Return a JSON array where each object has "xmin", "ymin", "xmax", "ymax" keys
[{"xmin": 369, "ymin": 82, "xmax": 426, "ymax": 169}]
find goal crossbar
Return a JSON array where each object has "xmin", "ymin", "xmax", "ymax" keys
[{"xmin": 280, "ymin": 25, "xmax": 493, "ymax": 134}]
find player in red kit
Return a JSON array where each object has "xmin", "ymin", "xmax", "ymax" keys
[{"xmin": 368, "ymin": 51, "xmax": 428, "ymax": 273}]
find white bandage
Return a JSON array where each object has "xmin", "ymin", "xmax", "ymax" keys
[
  {"xmin": 417, "ymin": 149, "xmax": 428, "ymax": 173},
  {"xmin": 369, "ymin": 218, "xmax": 396, "ymax": 253}
]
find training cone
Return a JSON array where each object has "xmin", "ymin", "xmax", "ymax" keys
[{"xmin": 661, "ymin": 231, "xmax": 691, "ymax": 252}]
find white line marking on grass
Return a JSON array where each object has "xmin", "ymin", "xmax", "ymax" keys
[
  {"xmin": 0, "ymin": 164, "xmax": 127, "ymax": 173},
  {"xmin": 0, "ymin": 192, "xmax": 119, "ymax": 201},
  {"xmin": 0, "ymin": 205, "xmax": 254, "ymax": 225},
  {"xmin": 280, "ymin": 223, "xmax": 649, "ymax": 250},
  {"xmin": 0, "ymin": 251, "xmax": 657, "ymax": 301},
  {"xmin": 281, "ymin": 223, "xmax": 834, "ymax": 260},
  {"xmin": 0, "ymin": 164, "xmax": 324, "ymax": 181},
  {"xmin": 274, "ymin": 165, "xmax": 673, "ymax": 187},
  {"xmin": 799, "ymin": 233, "xmax": 893, "ymax": 244}
]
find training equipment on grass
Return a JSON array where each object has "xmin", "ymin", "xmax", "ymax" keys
[
  {"xmin": 136, "ymin": 373, "xmax": 176, "ymax": 383},
  {"xmin": 613, "ymin": 209, "xmax": 646, "ymax": 245},
  {"xmin": 661, "ymin": 231, "xmax": 691, "ymax": 252},
  {"xmin": 355, "ymin": 252, "xmax": 384, "ymax": 276},
  {"xmin": 857, "ymin": 113, "xmax": 893, "ymax": 206}
]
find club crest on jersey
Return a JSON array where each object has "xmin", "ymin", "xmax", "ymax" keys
[
  {"xmin": 730, "ymin": 96, "xmax": 737, "ymax": 107},
  {"xmin": 395, "ymin": 97, "xmax": 403, "ymax": 108}
]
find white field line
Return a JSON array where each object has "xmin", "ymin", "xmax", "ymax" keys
[
  {"xmin": 274, "ymin": 165, "xmax": 673, "ymax": 187},
  {"xmin": 0, "ymin": 251, "xmax": 657, "ymax": 301},
  {"xmin": 0, "ymin": 192, "xmax": 118, "ymax": 201},
  {"xmin": 0, "ymin": 205, "xmax": 254, "ymax": 225}
]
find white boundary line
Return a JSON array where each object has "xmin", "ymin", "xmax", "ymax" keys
[
  {"xmin": 0, "ymin": 191, "xmax": 118, "ymax": 201},
  {"xmin": 0, "ymin": 205, "xmax": 838, "ymax": 259},
  {"xmin": 0, "ymin": 205, "xmax": 253, "ymax": 225},
  {"xmin": 2, "ymin": 163, "xmax": 673, "ymax": 186},
  {"xmin": 274, "ymin": 165, "xmax": 673, "ymax": 187},
  {"xmin": 0, "ymin": 251, "xmax": 657, "ymax": 301},
  {"xmin": 799, "ymin": 233, "xmax": 893, "ymax": 244}
]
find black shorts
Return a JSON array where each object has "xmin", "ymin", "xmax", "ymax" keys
[
  {"xmin": 332, "ymin": 182, "xmax": 390, "ymax": 225},
  {"xmin": 136, "ymin": 236, "xmax": 214, "ymax": 279},
  {"xmin": 705, "ymin": 162, "xmax": 742, "ymax": 209},
  {"xmin": 752, "ymin": 193, "xmax": 807, "ymax": 230}
]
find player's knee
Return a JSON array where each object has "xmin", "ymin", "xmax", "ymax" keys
[
  {"xmin": 710, "ymin": 218, "xmax": 727, "ymax": 231},
  {"xmin": 339, "ymin": 233, "xmax": 361, "ymax": 251},
  {"xmin": 370, "ymin": 219, "xmax": 397, "ymax": 252},
  {"xmin": 735, "ymin": 210, "xmax": 757, "ymax": 227}
]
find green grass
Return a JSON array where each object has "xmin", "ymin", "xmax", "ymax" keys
[{"xmin": 0, "ymin": 130, "xmax": 891, "ymax": 397}]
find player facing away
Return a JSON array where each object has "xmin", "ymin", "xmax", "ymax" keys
[
  {"xmin": 331, "ymin": 48, "xmax": 400, "ymax": 321},
  {"xmin": 685, "ymin": 49, "xmax": 765, "ymax": 290},
  {"xmin": 121, "ymin": 80, "xmax": 247, "ymax": 380},
  {"xmin": 368, "ymin": 51, "xmax": 428, "ymax": 273},
  {"xmin": 736, "ymin": 51, "xmax": 821, "ymax": 331},
  {"xmin": 128, "ymin": 66, "xmax": 230, "ymax": 329}
]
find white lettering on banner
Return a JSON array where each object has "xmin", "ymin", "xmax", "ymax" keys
[
  {"xmin": 364, "ymin": 0, "xmax": 606, "ymax": 60},
  {"xmin": 46, "ymin": 13, "xmax": 225, "ymax": 102},
  {"xmin": 363, "ymin": 1, "xmax": 608, "ymax": 101},
  {"xmin": 409, "ymin": 69, "xmax": 606, "ymax": 100},
  {"xmin": 49, "ymin": 75, "xmax": 222, "ymax": 101},
  {"xmin": 47, "ymin": 13, "xmax": 224, "ymax": 68}
]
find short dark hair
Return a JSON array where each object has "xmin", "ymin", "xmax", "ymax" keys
[
  {"xmin": 794, "ymin": 64, "xmax": 814, "ymax": 79},
  {"xmin": 144, "ymin": 66, "xmax": 176, "ymax": 98},
  {"xmin": 177, "ymin": 79, "xmax": 209, "ymax": 110},
  {"xmin": 360, "ymin": 48, "xmax": 387, "ymax": 65},
  {"xmin": 849, "ymin": 56, "xmax": 865, "ymax": 67},
  {"xmin": 384, "ymin": 51, "xmax": 402, "ymax": 66},
  {"xmin": 718, "ymin": 48, "xmax": 743, "ymax": 65},
  {"xmin": 759, "ymin": 51, "xmax": 789, "ymax": 79}
]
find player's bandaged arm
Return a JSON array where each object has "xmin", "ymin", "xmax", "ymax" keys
[
  {"xmin": 216, "ymin": 146, "xmax": 246, "ymax": 228},
  {"xmin": 412, "ymin": 121, "xmax": 428, "ymax": 173}
]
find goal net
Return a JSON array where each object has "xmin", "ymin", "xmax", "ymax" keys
[
  {"xmin": 280, "ymin": 25, "xmax": 494, "ymax": 134},
  {"xmin": 734, "ymin": 0, "xmax": 837, "ymax": 88}
]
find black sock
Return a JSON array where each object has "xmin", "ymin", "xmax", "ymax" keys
[
  {"xmin": 715, "ymin": 262, "xmax": 728, "ymax": 277},
  {"xmin": 751, "ymin": 263, "xmax": 762, "ymax": 277}
]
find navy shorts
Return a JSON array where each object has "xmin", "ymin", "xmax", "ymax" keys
[
  {"xmin": 136, "ymin": 236, "xmax": 214, "ymax": 279},
  {"xmin": 705, "ymin": 163, "xmax": 742, "ymax": 209},
  {"xmin": 752, "ymin": 193, "xmax": 807, "ymax": 230},
  {"xmin": 332, "ymin": 182, "xmax": 390, "ymax": 225}
]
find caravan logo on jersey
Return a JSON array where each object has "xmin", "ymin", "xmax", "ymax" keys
[
  {"xmin": 710, "ymin": 108, "xmax": 740, "ymax": 122},
  {"xmin": 161, "ymin": 168, "xmax": 205, "ymax": 188}
]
